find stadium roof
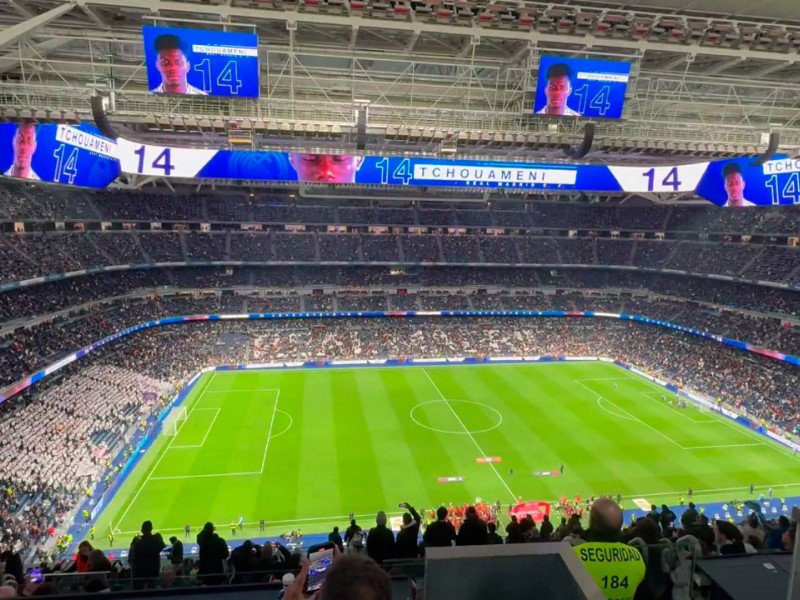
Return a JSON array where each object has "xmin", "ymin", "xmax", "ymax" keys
[{"xmin": 2, "ymin": 0, "xmax": 800, "ymax": 162}]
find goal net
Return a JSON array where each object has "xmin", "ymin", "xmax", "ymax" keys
[{"xmin": 162, "ymin": 406, "xmax": 188, "ymax": 436}]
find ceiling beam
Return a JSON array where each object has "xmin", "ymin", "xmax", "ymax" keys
[
  {"xmin": 5, "ymin": 0, "xmax": 33, "ymax": 19},
  {"xmin": 80, "ymin": 0, "xmax": 800, "ymax": 65},
  {"xmin": 702, "ymin": 57, "xmax": 745, "ymax": 75},
  {"xmin": 0, "ymin": 2, "xmax": 75, "ymax": 51},
  {"xmin": 0, "ymin": 37, "xmax": 73, "ymax": 74}
]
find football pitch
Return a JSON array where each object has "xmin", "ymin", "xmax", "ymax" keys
[{"xmin": 95, "ymin": 361, "xmax": 800, "ymax": 545}]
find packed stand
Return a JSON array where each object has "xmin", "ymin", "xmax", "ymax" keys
[{"xmin": 0, "ymin": 365, "xmax": 171, "ymax": 556}]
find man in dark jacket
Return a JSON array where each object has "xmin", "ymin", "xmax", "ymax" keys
[
  {"xmin": 366, "ymin": 511, "xmax": 396, "ymax": 564},
  {"xmin": 456, "ymin": 506, "xmax": 488, "ymax": 546},
  {"xmin": 487, "ymin": 522, "xmax": 504, "ymax": 544},
  {"xmin": 130, "ymin": 521, "xmax": 166, "ymax": 588},
  {"xmin": 423, "ymin": 506, "xmax": 456, "ymax": 548},
  {"xmin": 505, "ymin": 515, "xmax": 524, "ymax": 543},
  {"xmin": 680, "ymin": 502, "xmax": 698, "ymax": 529},
  {"xmin": 539, "ymin": 514, "xmax": 554, "ymax": 541},
  {"xmin": 197, "ymin": 522, "xmax": 229, "ymax": 585},
  {"xmin": 395, "ymin": 502, "xmax": 421, "ymax": 559},
  {"xmin": 328, "ymin": 526, "xmax": 344, "ymax": 552},
  {"xmin": 167, "ymin": 536, "xmax": 183, "ymax": 566}
]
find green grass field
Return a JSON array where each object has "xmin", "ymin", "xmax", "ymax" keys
[{"xmin": 94, "ymin": 362, "xmax": 800, "ymax": 546}]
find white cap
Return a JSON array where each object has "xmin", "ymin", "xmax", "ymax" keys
[{"xmin": 282, "ymin": 573, "xmax": 295, "ymax": 588}]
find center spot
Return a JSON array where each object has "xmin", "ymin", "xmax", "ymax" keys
[{"xmin": 410, "ymin": 399, "xmax": 503, "ymax": 435}]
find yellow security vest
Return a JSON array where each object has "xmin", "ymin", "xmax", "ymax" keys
[{"xmin": 574, "ymin": 542, "xmax": 645, "ymax": 600}]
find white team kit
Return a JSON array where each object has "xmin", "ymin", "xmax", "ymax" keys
[{"xmin": 150, "ymin": 83, "xmax": 208, "ymax": 95}]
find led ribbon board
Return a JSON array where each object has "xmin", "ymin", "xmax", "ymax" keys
[{"xmin": 0, "ymin": 123, "xmax": 120, "ymax": 189}]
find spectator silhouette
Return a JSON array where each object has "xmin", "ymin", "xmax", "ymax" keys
[
  {"xmin": 456, "ymin": 506, "xmax": 488, "ymax": 546},
  {"xmin": 167, "ymin": 535, "xmax": 183, "ymax": 566},
  {"xmin": 539, "ymin": 514, "xmax": 554, "ymax": 540},
  {"xmin": 395, "ymin": 503, "xmax": 421, "ymax": 559},
  {"xmin": 423, "ymin": 506, "xmax": 456, "ymax": 548},
  {"xmin": 366, "ymin": 511, "xmax": 395, "ymax": 564},
  {"xmin": 487, "ymin": 521, "xmax": 504, "ymax": 544},
  {"xmin": 328, "ymin": 526, "xmax": 344, "ymax": 553},
  {"xmin": 197, "ymin": 522, "xmax": 229, "ymax": 585},
  {"xmin": 505, "ymin": 515, "xmax": 524, "ymax": 544},
  {"xmin": 130, "ymin": 521, "xmax": 165, "ymax": 588}
]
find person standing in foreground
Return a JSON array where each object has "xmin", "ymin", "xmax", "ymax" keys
[
  {"xmin": 424, "ymin": 506, "xmax": 457, "ymax": 548},
  {"xmin": 573, "ymin": 498, "xmax": 645, "ymax": 600},
  {"xmin": 196, "ymin": 522, "xmax": 230, "ymax": 586},
  {"xmin": 395, "ymin": 502, "xmax": 421, "ymax": 559},
  {"xmin": 366, "ymin": 511, "xmax": 396, "ymax": 564}
]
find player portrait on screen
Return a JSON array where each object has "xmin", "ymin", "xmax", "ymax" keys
[
  {"xmin": 150, "ymin": 34, "xmax": 207, "ymax": 96},
  {"xmin": 722, "ymin": 163, "xmax": 755, "ymax": 207},
  {"xmin": 288, "ymin": 153, "xmax": 364, "ymax": 183},
  {"xmin": 4, "ymin": 123, "xmax": 39, "ymax": 180},
  {"xmin": 536, "ymin": 63, "xmax": 581, "ymax": 117}
]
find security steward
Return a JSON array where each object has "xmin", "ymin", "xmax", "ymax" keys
[{"xmin": 573, "ymin": 498, "xmax": 645, "ymax": 600}]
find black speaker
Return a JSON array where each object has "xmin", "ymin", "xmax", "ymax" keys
[
  {"xmin": 356, "ymin": 107, "xmax": 367, "ymax": 151},
  {"xmin": 564, "ymin": 124, "xmax": 594, "ymax": 159},
  {"xmin": 749, "ymin": 131, "xmax": 780, "ymax": 167},
  {"xmin": 91, "ymin": 96, "xmax": 118, "ymax": 140}
]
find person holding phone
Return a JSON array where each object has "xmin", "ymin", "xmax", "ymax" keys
[
  {"xmin": 395, "ymin": 502, "xmax": 421, "ymax": 559},
  {"xmin": 283, "ymin": 550, "xmax": 392, "ymax": 600}
]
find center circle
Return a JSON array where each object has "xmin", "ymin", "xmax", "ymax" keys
[{"xmin": 410, "ymin": 399, "xmax": 503, "ymax": 435}]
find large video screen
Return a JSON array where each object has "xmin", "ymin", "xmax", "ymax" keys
[
  {"xmin": 0, "ymin": 123, "xmax": 120, "ymax": 189},
  {"xmin": 695, "ymin": 156, "xmax": 800, "ymax": 207},
  {"xmin": 114, "ymin": 138, "xmax": 800, "ymax": 206},
  {"xmin": 142, "ymin": 26, "xmax": 259, "ymax": 98},
  {"xmin": 534, "ymin": 56, "xmax": 631, "ymax": 119}
]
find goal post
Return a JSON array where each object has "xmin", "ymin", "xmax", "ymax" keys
[{"xmin": 162, "ymin": 406, "xmax": 188, "ymax": 437}]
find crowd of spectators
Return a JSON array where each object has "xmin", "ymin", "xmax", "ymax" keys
[
  {"xmin": 0, "ymin": 282, "xmax": 798, "ymax": 391},
  {"xmin": 46, "ymin": 316, "xmax": 788, "ymax": 435},
  {"xmin": 0, "ymin": 365, "xmax": 171, "ymax": 557},
  {"xmin": 0, "ymin": 228, "xmax": 798, "ymax": 288},
  {"xmin": 4, "ymin": 183, "xmax": 799, "ymax": 235}
]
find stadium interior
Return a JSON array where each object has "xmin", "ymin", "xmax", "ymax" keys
[{"xmin": 1, "ymin": 0, "xmax": 800, "ymax": 599}]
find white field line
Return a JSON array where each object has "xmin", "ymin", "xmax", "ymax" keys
[
  {"xmin": 573, "ymin": 379, "xmax": 685, "ymax": 449},
  {"xmin": 638, "ymin": 391, "xmax": 716, "ymax": 424},
  {"xmin": 170, "ymin": 408, "xmax": 221, "ymax": 450},
  {"xmin": 682, "ymin": 443, "xmax": 765, "ymax": 450},
  {"xmin": 260, "ymin": 390, "xmax": 280, "ymax": 474},
  {"xmin": 422, "ymin": 368, "xmax": 517, "ymax": 504},
  {"xmin": 595, "ymin": 396, "xmax": 638, "ymax": 422},
  {"xmin": 615, "ymin": 369, "xmax": 800, "ymax": 464},
  {"xmin": 115, "ymin": 379, "xmax": 280, "ymax": 525},
  {"xmin": 115, "ymin": 478, "xmax": 800, "ymax": 535},
  {"xmin": 114, "ymin": 375, "xmax": 217, "ymax": 526},
  {"xmin": 114, "ymin": 511, "xmax": 405, "ymax": 536},
  {"xmin": 201, "ymin": 388, "xmax": 281, "ymax": 393}
]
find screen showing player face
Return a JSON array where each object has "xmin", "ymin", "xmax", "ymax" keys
[
  {"xmin": 142, "ymin": 26, "xmax": 260, "ymax": 98},
  {"xmin": 156, "ymin": 47, "xmax": 191, "ymax": 94},
  {"xmin": 544, "ymin": 73, "xmax": 572, "ymax": 115},
  {"xmin": 289, "ymin": 153, "xmax": 364, "ymax": 183},
  {"xmin": 9, "ymin": 124, "xmax": 37, "ymax": 178},
  {"xmin": 534, "ymin": 56, "xmax": 630, "ymax": 119},
  {"xmin": 725, "ymin": 172, "xmax": 745, "ymax": 204}
]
